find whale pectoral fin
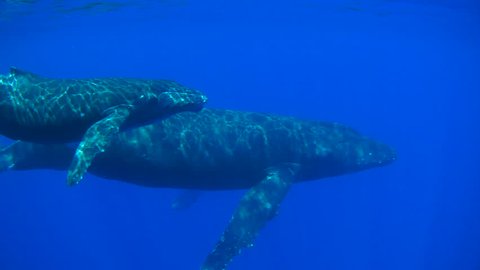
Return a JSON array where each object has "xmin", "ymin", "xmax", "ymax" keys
[
  {"xmin": 202, "ymin": 163, "xmax": 300, "ymax": 270},
  {"xmin": 67, "ymin": 106, "xmax": 131, "ymax": 186},
  {"xmin": 171, "ymin": 190, "xmax": 203, "ymax": 211}
]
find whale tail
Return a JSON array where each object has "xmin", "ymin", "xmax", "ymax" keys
[
  {"xmin": 0, "ymin": 141, "xmax": 74, "ymax": 173},
  {"xmin": 0, "ymin": 141, "xmax": 20, "ymax": 172}
]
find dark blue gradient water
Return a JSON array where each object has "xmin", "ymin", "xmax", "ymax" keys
[{"xmin": 0, "ymin": 1, "xmax": 479, "ymax": 269}]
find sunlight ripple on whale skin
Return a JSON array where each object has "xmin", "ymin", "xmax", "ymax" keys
[
  {"xmin": 0, "ymin": 67, "xmax": 207, "ymax": 186},
  {"xmin": 0, "ymin": 108, "xmax": 396, "ymax": 269}
]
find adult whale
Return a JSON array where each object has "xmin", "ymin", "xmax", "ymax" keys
[
  {"xmin": 0, "ymin": 67, "xmax": 207, "ymax": 185},
  {"xmin": 0, "ymin": 108, "xmax": 396, "ymax": 270}
]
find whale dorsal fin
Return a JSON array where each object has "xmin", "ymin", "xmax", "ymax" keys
[{"xmin": 9, "ymin": 67, "xmax": 40, "ymax": 79}]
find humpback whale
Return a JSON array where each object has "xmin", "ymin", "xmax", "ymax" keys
[
  {"xmin": 0, "ymin": 67, "xmax": 207, "ymax": 185},
  {"xmin": 0, "ymin": 108, "xmax": 396, "ymax": 269}
]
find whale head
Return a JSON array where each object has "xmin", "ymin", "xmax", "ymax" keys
[
  {"xmin": 301, "ymin": 123, "xmax": 396, "ymax": 180},
  {"xmin": 347, "ymin": 137, "xmax": 397, "ymax": 170},
  {"xmin": 327, "ymin": 129, "xmax": 396, "ymax": 176}
]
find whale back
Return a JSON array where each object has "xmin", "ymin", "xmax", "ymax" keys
[{"xmin": 96, "ymin": 109, "xmax": 396, "ymax": 189}]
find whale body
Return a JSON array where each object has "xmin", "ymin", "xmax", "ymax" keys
[
  {"xmin": 0, "ymin": 108, "xmax": 396, "ymax": 269},
  {"xmin": 0, "ymin": 68, "xmax": 207, "ymax": 185}
]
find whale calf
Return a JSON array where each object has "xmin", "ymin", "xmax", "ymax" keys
[
  {"xmin": 0, "ymin": 108, "xmax": 396, "ymax": 269},
  {"xmin": 0, "ymin": 67, "xmax": 207, "ymax": 185}
]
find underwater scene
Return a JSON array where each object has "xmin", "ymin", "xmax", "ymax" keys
[{"xmin": 0, "ymin": 0, "xmax": 479, "ymax": 269}]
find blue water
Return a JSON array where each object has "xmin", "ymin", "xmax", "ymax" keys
[{"xmin": 0, "ymin": 1, "xmax": 479, "ymax": 269}]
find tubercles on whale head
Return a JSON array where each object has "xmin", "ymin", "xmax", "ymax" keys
[
  {"xmin": 325, "ymin": 124, "xmax": 396, "ymax": 171},
  {"xmin": 352, "ymin": 139, "xmax": 397, "ymax": 169},
  {"xmin": 310, "ymin": 127, "xmax": 396, "ymax": 177}
]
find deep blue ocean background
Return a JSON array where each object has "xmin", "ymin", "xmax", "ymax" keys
[{"xmin": 0, "ymin": 1, "xmax": 479, "ymax": 269}]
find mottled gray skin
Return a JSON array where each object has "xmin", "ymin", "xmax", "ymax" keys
[
  {"xmin": 0, "ymin": 67, "xmax": 207, "ymax": 185},
  {"xmin": 0, "ymin": 108, "xmax": 396, "ymax": 269},
  {"xmin": 0, "ymin": 67, "xmax": 207, "ymax": 143},
  {"xmin": 2, "ymin": 108, "xmax": 395, "ymax": 189}
]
